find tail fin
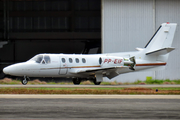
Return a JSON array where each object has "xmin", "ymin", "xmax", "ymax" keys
[
  {"xmin": 145, "ymin": 23, "xmax": 177, "ymax": 55},
  {"xmin": 144, "ymin": 23, "xmax": 177, "ymax": 62}
]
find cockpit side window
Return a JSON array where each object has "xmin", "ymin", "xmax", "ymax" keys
[{"xmin": 44, "ymin": 55, "xmax": 51, "ymax": 64}]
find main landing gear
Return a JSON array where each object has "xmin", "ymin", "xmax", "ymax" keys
[
  {"xmin": 72, "ymin": 78, "xmax": 102, "ymax": 85},
  {"xmin": 72, "ymin": 78, "xmax": 81, "ymax": 85},
  {"xmin": 21, "ymin": 76, "xmax": 30, "ymax": 85},
  {"xmin": 93, "ymin": 79, "xmax": 101, "ymax": 85}
]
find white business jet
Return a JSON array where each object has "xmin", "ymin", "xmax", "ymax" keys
[{"xmin": 3, "ymin": 23, "xmax": 177, "ymax": 85}]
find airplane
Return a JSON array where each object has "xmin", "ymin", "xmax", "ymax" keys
[{"xmin": 3, "ymin": 23, "xmax": 177, "ymax": 85}]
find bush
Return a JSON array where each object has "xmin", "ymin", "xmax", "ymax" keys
[
  {"xmin": 81, "ymin": 80, "xmax": 92, "ymax": 85},
  {"xmin": 145, "ymin": 79, "xmax": 164, "ymax": 84},
  {"xmin": 172, "ymin": 80, "xmax": 180, "ymax": 84},
  {"xmin": 133, "ymin": 80, "xmax": 142, "ymax": 84}
]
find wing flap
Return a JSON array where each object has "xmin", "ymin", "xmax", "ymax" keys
[
  {"xmin": 73, "ymin": 66, "xmax": 129, "ymax": 79},
  {"xmin": 76, "ymin": 66, "xmax": 125, "ymax": 73}
]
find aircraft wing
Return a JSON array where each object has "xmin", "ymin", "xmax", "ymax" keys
[{"xmin": 72, "ymin": 66, "xmax": 130, "ymax": 79}]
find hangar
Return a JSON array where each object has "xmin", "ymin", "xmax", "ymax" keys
[
  {"xmin": 0, "ymin": 0, "xmax": 180, "ymax": 82},
  {"xmin": 102, "ymin": 0, "xmax": 180, "ymax": 82},
  {"xmin": 0, "ymin": 0, "xmax": 101, "ymax": 78}
]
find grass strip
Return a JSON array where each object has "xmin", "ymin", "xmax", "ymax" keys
[
  {"xmin": 0, "ymin": 87, "xmax": 180, "ymax": 95},
  {"xmin": 1, "ymin": 78, "xmax": 180, "ymax": 85}
]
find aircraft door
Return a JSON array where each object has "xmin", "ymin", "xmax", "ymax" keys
[{"xmin": 59, "ymin": 57, "xmax": 68, "ymax": 75}]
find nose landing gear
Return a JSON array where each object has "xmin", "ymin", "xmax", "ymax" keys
[{"xmin": 21, "ymin": 76, "xmax": 30, "ymax": 85}]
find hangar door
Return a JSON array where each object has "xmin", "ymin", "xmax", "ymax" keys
[{"xmin": 102, "ymin": 0, "xmax": 180, "ymax": 81}]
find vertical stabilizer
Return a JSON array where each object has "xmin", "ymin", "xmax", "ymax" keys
[{"xmin": 145, "ymin": 23, "xmax": 177, "ymax": 54}]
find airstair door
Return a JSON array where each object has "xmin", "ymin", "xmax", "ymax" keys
[{"xmin": 59, "ymin": 57, "xmax": 68, "ymax": 75}]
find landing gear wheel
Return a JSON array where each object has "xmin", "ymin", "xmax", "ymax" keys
[
  {"xmin": 73, "ymin": 78, "xmax": 81, "ymax": 85},
  {"xmin": 93, "ymin": 79, "xmax": 101, "ymax": 85},
  {"xmin": 21, "ymin": 79, "xmax": 28, "ymax": 85},
  {"xmin": 21, "ymin": 76, "xmax": 29, "ymax": 85}
]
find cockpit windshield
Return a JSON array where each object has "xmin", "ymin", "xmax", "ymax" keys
[
  {"xmin": 30, "ymin": 55, "xmax": 51, "ymax": 64},
  {"xmin": 36, "ymin": 55, "xmax": 43, "ymax": 63}
]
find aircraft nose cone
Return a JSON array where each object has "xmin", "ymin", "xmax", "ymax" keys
[
  {"xmin": 3, "ymin": 67, "xmax": 10, "ymax": 75},
  {"xmin": 3, "ymin": 63, "xmax": 26, "ymax": 76}
]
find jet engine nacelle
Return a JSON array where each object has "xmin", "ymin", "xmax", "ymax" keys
[
  {"xmin": 99, "ymin": 56, "xmax": 136, "ymax": 70},
  {"xmin": 100, "ymin": 56, "xmax": 124, "ymax": 67}
]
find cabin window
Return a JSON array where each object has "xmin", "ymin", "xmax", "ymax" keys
[
  {"xmin": 62, "ymin": 58, "xmax": 66, "ymax": 63},
  {"xmin": 82, "ymin": 58, "xmax": 86, "ymax": 63},
  {"xmin": 99, "ymin": 57, "xmax": 102, "ymax": 64},
  {"xmin": 69, "ymin": 58, "xmax": 73, "ymax": 63},
  {"xmin": 75, "ymin": 58, "xmax": 79, "ymax": 63},
  {"xmin": 44, "ymin": 55, "xmax": 51, "ymax": 64}
]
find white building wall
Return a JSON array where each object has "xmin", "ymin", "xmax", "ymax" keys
[{"xmin": 102, "ymin": 0, "xmax": 180, "ymax": 82}]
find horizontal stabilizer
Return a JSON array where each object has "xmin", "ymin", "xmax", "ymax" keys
[
  {"xmin": 146, "ymin": 47, "xmax": 175, "ymax": 56},
  {"xmin": 136, "ymin": 48, "xmax": 145, "ymax": 51}
]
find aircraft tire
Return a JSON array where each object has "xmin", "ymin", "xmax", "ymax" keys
[
  {"xmin": 93, "ymin": 80, "xmax": 101, "ymax": 85},
  {"xmin": 72, "ymin": 78, "xmax": 81, "ymax": 85},
  {"xmin": 21, "ymin": 79, "xmax": 28, "ymax": 85}
]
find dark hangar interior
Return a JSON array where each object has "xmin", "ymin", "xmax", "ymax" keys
[{"xmin": 0, "ymin": 0, "xmax": 101, "ymax": 78}]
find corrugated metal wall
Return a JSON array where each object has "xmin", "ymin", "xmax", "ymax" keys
[
  {"xmin": 155, "ymin": 0, "xmax": 180, "ymax": 80},
  {"xmin": 102, "ymin": 0, "xmax": 180, "ymax": 82}
]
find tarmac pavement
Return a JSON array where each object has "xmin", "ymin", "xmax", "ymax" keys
[{"xmin": 0, "ymin": 95, "xmax": 180, "ymax": 119}]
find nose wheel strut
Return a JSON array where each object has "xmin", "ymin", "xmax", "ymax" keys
[{"xmin": 21, "ymin": 76, "xmax": 30, "ymax": 85}]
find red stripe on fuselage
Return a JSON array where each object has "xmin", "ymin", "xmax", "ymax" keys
[{"xmin": 136, "ymin": 63, "xmax": 166, "ymax": 66}]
